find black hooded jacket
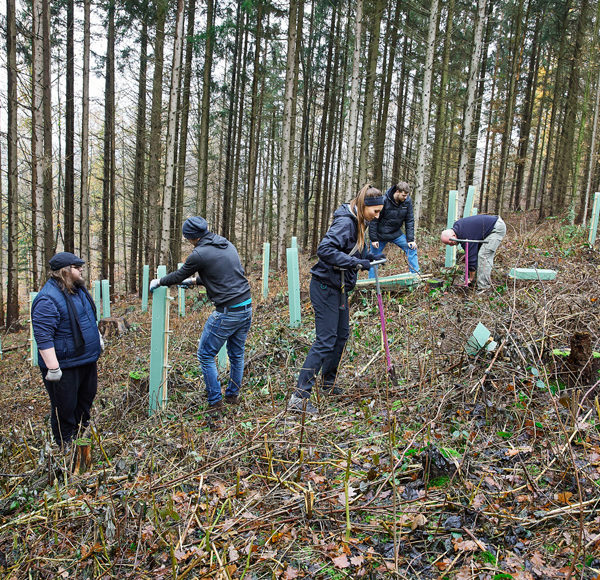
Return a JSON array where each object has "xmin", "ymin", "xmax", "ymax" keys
[
  {"xmin": 310, "ymin": 204, "xmax": 370, "ymax": 291},
  {"xmin": 368, "ymin": 185, "xmax": 415, "ymax": 243},
  {"xmin": 159, "ymin": 232, "xmax": 251, "ymax": 307}
]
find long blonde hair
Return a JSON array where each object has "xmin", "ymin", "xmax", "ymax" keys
[
  {"xmin": 49, "ymin": 267, "xmax": 77, "ymax": 294},
  {"xmin": 350, "ymin": 184, "xmax": 382, "ymax": 251}
]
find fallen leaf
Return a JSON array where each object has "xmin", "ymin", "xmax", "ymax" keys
[
  {"xmin": 453, "ymin": 539, "xmax": 478, "ymax": 552},
  {"xmin": 411, "ymin": 513, "xmax": 427, "ymax": 530},
  {"xmin": 350, "ymin": 554, "xmax": 364, "ymax": 566},
  {"xmin": 283, "ymin": 566, "xmax": 299, "ymax": 579},
  {"xmin": 228, "ymin": 545, "xmax": 239, "ymax": 562},
  {"xmin": 332, "ymin": 554, "xmax": 350, "ymax": 569},
  {"xmin": 556, "ymin": 491, "xmax": 573, "ymax": 505}
]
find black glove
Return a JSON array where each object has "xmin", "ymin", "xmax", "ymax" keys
[
  {"xmin": 178, "ymin": 276, "xmax": 200, "ymax": 289},
  {"xmin": 356, "ymin": 259, "xmax": 372, "ymax": 271},
  {"xmin": 366, "ymin": 252, "xmax": 385, "ymax": 262}
]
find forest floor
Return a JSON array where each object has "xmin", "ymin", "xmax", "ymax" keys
[{"xmin": 1, "ymin": 211, "xmax": 600, "ymax": 579}]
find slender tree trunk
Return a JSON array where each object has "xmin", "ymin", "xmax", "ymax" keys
[
  {"xmin": 147, "ymin": 0, "xmax": 167, "ymax": 273},
  {"xmin": 413, "ymin": 0, "xmax": 439, "ymax": 224},
  {"xmin": 428, "ymin": 0, "xmax": 454, "ymax": 228},
  {"xmin": 345, "ymin": 0, "xmax": 363, "ymax": 195},
  {"xmin": 277, "ymin": 0, "xmax": 300, "ymax": 268},
  {"xmin": 358, "ymin": 0, "xmax": 383, "ymax": 186},
  {"xmin": 0, "ymin": 120, "xmax": 4, "ymax": 327},
  {"xmin": 391, "ymin": 13, "xmax": 410, "ymax": 184},
  {"xmin": 457, "ymin": 0, "xmax": 487, "ymax": 209},
  {"xmin": 42, "ymin": 0, "xmax": 54, "ymax": 266},
  {"xmin": 32, "ymin": 0, "xmax": 44, "ymax": 288},
  {"xmin": 64, "ymin": 0, "xmax": 75, "ymax": 252},
  {"xmin": 130, "ymin": 17, "xmax": 148, "ymax": 294},
  {"xmin": 6, "ymin": 0, "xmax": 19, "ymax": 328},
  {"xmin": 101, "ymin": 1, "xmax": 115, "ymax": 281},
  {"xmin": 513, "ymin": 15, "xmax": 541, "ymax": 210},
  {"xmin": 80, "ymin": 0, "xmax": 91, "ymax": 281},
  {"xmin": 197, "ymin": 0, "xmax": 214, "ymax": 216},
  {"xmin": 582, "ymin": 67, "xmax": 600, "ymax": 224}
]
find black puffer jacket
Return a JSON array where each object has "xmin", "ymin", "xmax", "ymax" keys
[
  {"xmin": 159, "ymin": 232, "xmax": 251, "ymax": 308},
  {"xmin": 368, "ymin": 185, "xmax": 415, "ymax": 243},
  {"xmin": 310, "ymin": 204, "xmax": 370, "ymax": 291}
]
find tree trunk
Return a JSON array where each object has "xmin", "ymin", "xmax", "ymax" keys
[
  {"xmin": 456, "ymin": 0, "xmax": 487, "ymax": 209},
  {"xmin": 130, "ymin": 17, "xmax": 148, "ymax": 294},
  {"xmin": 428, "ymin": 0, "xmax": 455, "ymax": 228},
  {"xmin": 6, "ymin": 0, "xmax": 19, "ymax": 328},
  {"xmin": 64, "ymin": 0, "xmax": 75, "ymax": 252},
  {"xmin": 197, "ymin": 0, "xmax": 214, "ymax": 217},
  {"xmin": 277, "ymin": 0, "xmax": 300, "ymax": 268},
  {"xmin": 373, "ymin": 1, "xmax": 401, "ymax": 190},
  {"xmin": 513, "ymin": 15, "xmax": 541, "ymax": 210},
  {"xmin": 101, "ymin": 1, "xmax": 115, "ymax": 281},
  {"xmin": 159, "ymin": 0, "xmax": 185, "ymax": 265},
  {"xmin": 32, "ymin": 0, "xmax": 44, "ymax": 288},
  {"xmin": 147, "ymin": 0, "xmax": 167, "ymax": 274},
  {"xmin": 344, "ymin": 0, "xmax": 363, "ymax": 195},
  {"xmin": 413, "ymin": 0, "xmax": 440, "ymax": 224},
  {"xmin": 391, "ymin": 12, "xmax": 410, "ymax": 184},
  {"xmin": 80, "ymin": 0, "xmax": 91, "ymax": 281},
  {"xmin": 42, "ymin": 0, "xmax": 54, "ymax": 267},
  {"xmin": 358, "ymin": 0, "xmax": 383, "ymax": 187}
]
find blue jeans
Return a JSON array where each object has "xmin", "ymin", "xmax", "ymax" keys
[
  {"xmin": 296, "ymin": 278, "xmax": 349, "ymax": 397},
  {"xmin": 197, "ymin": 307, "xmax": 252, "ymax": 405},
  {"xmin": 368, "ymin": 234, "xmax": 419, "ymax": 277}
]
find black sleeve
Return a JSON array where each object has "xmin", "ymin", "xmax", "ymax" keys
[
  {"xmin": 368, "ymin": 218, "xmax": 379, "ymax": 243},
  {"xmin": 405, "ymin": 197, "xmax": 415, "ymax": 242}
]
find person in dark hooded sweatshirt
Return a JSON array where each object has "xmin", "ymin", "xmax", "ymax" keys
[
  {"xmin": 288, "ymin": 185, "xmax": 384, "ymax": 416},
  {"xmin": 368, "ymin": 181, "xmax": 419, "ymax": 276},
  {"xmin": 149, "ymin": 217, "xmax": 252, "ymax": 414},
  {"xmin": 32, "ymin": 252, "xmax": 102, "ymax": 449}
]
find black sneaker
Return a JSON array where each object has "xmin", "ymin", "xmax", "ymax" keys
[
  {"xmin": 322, "ymin": 385, "xmax": 344, "ymax": 396},
  {"xmin": 287, "ymin": 394, "xmax": 318, "ymax": 416}
]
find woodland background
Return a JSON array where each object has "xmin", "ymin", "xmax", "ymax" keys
[{"xmin": 1, "ymin": 0, "xmax": 599, "ymax": 326}]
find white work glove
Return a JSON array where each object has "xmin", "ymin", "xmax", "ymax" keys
[
  {"xmin": 99, "ymin": 331, "xmax": 105, "ymax": 351},
  {"xmin": 149, "ymin": 278, "xmax": 161, "ymax": 293},
  {"xmin": 407, "ymin": 241, "xmax": 417, "ymax": 250},
  {"xmin": 46, "ymin": 367, "xmax": 63, "ymax": 382}
]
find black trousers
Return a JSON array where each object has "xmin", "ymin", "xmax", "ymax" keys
[
  {"xmin": 296, "ymin": 277, "xmax": 350, "ymax": 397},
  {"xmin": 43, "ymin": 362, "xmax": 97, "ymax": 446}
]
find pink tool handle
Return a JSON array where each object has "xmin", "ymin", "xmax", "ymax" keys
[
  {"xmin": 465, "ymin": 243, "xmax": 469, "ymax": 286},
  {"xmin": 377, "ymin": 293, "xmax": 392, "ymax": 371}
]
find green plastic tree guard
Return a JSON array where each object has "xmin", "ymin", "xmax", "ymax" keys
[
  {"xmin": 445, "ymin": 190, "xmax": 458, "ymax": 268},
  {"xmin": 262, "ymin": 242, "xmax": 270, "ymax": 300},
  {"xmin": 92, "ymin": 281, "xmax": 101, "ymax": 322},
  {"xmin": 178, "ymin": 263, "xmax": 185, "ymax": 317},
  {"xmin": 287, "ymin": 247, "xmax": 301, "ymax": 328},
  {"xmin": 141, "ymin": 265, "xmax": 149, "ymax": 312},
  {"xmin": 471, "ymin": 207, "xmax": 478, "ymax": 216},
  {"xmin": 30, "ymin": 292, "xmax": 39, "ymax": 366},
  {"xmin": 466, "ymin": 322, "xmax": 497, "ymax": 355},
  {"xmin": 218, "ymin": 344, "xmax": 228, "ymax": 371},
  {"xmin": 101, "ymin": 279, "xmax": 111, "ymax": 319},
  {"xmin": 463, "ymin": 185, "xmax": 475, "ymax": 218},
  {"xmin": 291, "ymin": 236, "xmax": 298, "ymax": 249},
  {"xmin": 149, "ymin": 265, "xmax": 170, "ymax": 415},
  {"xmin": 508, "ymin": 268, "xmax": 557, "ymax": 280},
  {"xmin": 589, "ymin": 192, "xmax": 600, "ymax": 245}
]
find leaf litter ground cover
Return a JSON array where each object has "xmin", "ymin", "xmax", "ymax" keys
[{"xmin": 1, "ymin": 216, "xmax": 600, "ymax": 578}]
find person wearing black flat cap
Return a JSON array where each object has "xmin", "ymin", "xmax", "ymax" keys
[
  {"xmin": 32, "ymin": 252, "xmax": 102, "ymax": 448},
  {"xmin": 149, "ymin": 217, "xmax": 252, "ymax": 415}
]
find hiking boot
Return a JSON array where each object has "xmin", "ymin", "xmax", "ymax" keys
[
  {"xmin": 322, "ymin": 385, "xmax": 344, "ymax": 396},
  {"xmin": 207, "ymin": 400, "xmax": 224, "ymax": 417},
  {"xmin": 287, "ymin": 394, "xmax": 318, "ymax": 416},
  {"xmin": 224, "ymin": 395, "xmax": 240, "ymax": 405}
]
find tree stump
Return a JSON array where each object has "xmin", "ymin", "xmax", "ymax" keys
[
  {"xmin": 98, "ymin": 317, "xmax": 129, "ymax": 338},
  {"xmin": 73, "ymin": 439, "xmax": 92, "ymax": 475}
]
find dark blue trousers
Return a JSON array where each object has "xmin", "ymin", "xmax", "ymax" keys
[
  {"xmin": 296, "ymin": 277, "xmax": 349, "ymax": 397},
  {"xmin": 43, "ymin": 362, "xmax": 97, "ymax": 446}
]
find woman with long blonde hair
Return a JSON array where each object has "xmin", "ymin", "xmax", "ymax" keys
[{"xmin": 288, "ymin": 185, "xmax": 384, "ymax": 416}]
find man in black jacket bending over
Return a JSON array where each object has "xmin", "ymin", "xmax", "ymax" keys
[
  {"xmin": 150, "ymin": 217, "xmax": 252, "ymax": 413},
  {"xmin": 368, "ymin": 182, "xmax": 420, "ymax": 277}
]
